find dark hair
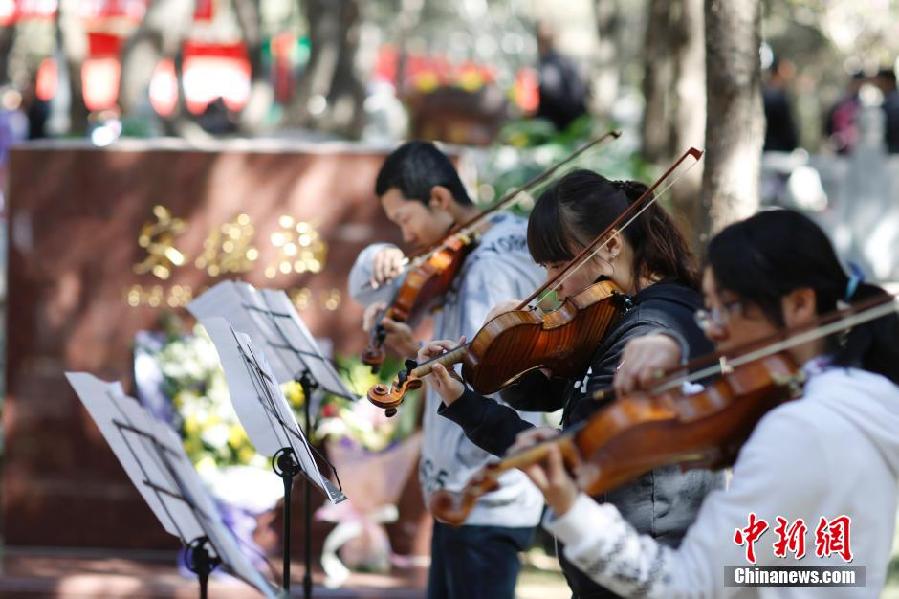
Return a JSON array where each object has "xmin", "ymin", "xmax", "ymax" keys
[
  {"xmin": 707, "ymin": 210, "xmax": 899, "ymax": 384},
  {"xmin": 374, "ymin": 141, "xmax": 472, "ymax": 206},
  {"xmin": 527, "ymin": 168, "xmax": 699, "ymax": 290}
]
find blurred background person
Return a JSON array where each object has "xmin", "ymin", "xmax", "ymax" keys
[
  {"xmin": 823, "ymin": 71, "xmax": 865, "ymax": 155},
  {"xmin": 875, "ymin": 66, "xmax": 899, "ymax": 153},
  {"xmin": 762, "ymin": 56, "xmax": 799, "ymax": 152},
  {"xmin": 534, "ymin": 21, "xmax": 588, "ymax": 132}
]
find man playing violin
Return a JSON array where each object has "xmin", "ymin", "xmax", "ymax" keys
[
  {"xmin": 347, "ymin": 141, "xmax": 546, "ymax": 599},
  {"xmin": 517, "ymin": 210, "xmax": 899, "ymax": 598}
]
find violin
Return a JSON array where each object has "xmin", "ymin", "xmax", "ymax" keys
[
  {"xmin": 429, "ymin": 294, "xmax": 899, "ymax": 525},
  {"xmin": 367, "ymin": 147, "xmax": 704, "ymax": 416},
  {"xmin": 361, "ymin": 131, "xmax": 622, "ymax": 373}
]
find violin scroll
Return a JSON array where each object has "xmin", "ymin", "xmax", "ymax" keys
[{"xmin": 366, "ymin": 359, "xmax": 423, "ymax": 417}]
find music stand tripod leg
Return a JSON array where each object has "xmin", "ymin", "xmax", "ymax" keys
[
  {"xmin": 187, "ymin": 537, "xmax": 221, "ymax": 599},
  {"xmin": 274, "ymin": 448, "xmax": 301, "ymax": 593},
  {"xmin": 297, "ymin": 370, "xmax": 319, "ymax": 599}
]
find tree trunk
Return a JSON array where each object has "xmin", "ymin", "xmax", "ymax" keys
[
  {"xmin": 641, "ymin": 0, "xmax": 672, "ymax": 162},
  {"xmin": 56, "ymin": 0, "xmax": 90, "ymax": 135},
  {"xmin": 287, "ymin": 0, "xmax": 365, "ymax": 139},
  {"xmin": 232, "ymin": 0, "xmax": 272, "ymax": 132},
  {"xmin": 667, "ymin": 0, "xmax": 706, "ymax": 250},
  {"xmin": 0, "ymin": 25, "xmax": 16, "ymax": 86},
  {"xmin": 700, "ymin": 0, "xmax": 763, "ymax": 242},
  {"xmin": 118, "ymin": 0, "xmax": 194, "ymax": 127},
  {"xmin": 593, "ymin": 0, "xmax": 621, "ymax": 119}
]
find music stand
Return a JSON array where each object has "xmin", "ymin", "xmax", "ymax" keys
[
  {"xmin": 193, "ymin": 295, "xmax": 350, "ymax": 598},
  {"xmin": 65, "ymin": 372, "xmax": 279, "ymax": 599}
]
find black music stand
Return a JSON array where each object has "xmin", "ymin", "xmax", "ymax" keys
[
  {"xmin": 192, "ymin": 283, "xmax": 353, "ymax": 599},
  {"xmin": 65, "ymin": 372, "xmax": 280, "ymax": 599}
]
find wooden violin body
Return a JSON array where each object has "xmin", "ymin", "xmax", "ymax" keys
[
  {"xmin": 361, "ymin": 234, "xmax": 474, "ymax": 372},
  {"xmin": 367, "ymin": 279, "xmax": 627, "ymax": 415},
  {"xmin": 430, "ymin": 352, "xmax": 803, "ymax": 525}
]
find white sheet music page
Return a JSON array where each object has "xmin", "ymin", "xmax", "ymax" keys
[
  {"xmin": 201, "ymin": 317, "xmax": 345, "ymax": 504},
  {"xmin": 258, "ymin": 288, "xmax": 356, "ymax": 402},
  {"xmin": 188, "ymin": 280, "xmax": 295, "ymax": 384},
  {"xmin": 65, "ymin": 372, "xmax": 278, "ymax": 598}
]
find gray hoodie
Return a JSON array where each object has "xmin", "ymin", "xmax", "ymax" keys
[{"xmin": 348, "ymin": 212, "xmax": 546, "ymax": 528}]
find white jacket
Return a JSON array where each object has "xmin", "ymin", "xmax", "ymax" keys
[{"xmin": 544, "ymin": 365, "xmax": 899, "ymax": 598}]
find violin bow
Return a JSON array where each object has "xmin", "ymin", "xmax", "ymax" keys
[
  {"xmin": 595, "ymin": 292, "xmax": 899, "ymax": 401},
  {"xmin": 518, "ymin": 146, "xmax": 704, "ymax": 310},
  {"xmin": 409, "ymin": 130, "xmax": 622, "ymax": 261}
]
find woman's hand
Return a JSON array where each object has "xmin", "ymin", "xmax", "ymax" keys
[
  {"xmin": 613, "ymin": 334, "xmax": 682, "ymax": 395},
  {"xmin": 509, "ymin": 427, "xmax": 579, "ymax": 517},
  {"xmin": 417, "ymin": 337, "xmax": 466, "ymax": 405}
]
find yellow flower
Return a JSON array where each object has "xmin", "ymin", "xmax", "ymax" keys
[
  {"xmin": 457, "ymin": 71, "xmax": 484, "ymax": 92},
  {"xmin": 282, "ymin": 380, "xmax": 305, "ymax": 408},
  {"xmin": 228, "ymin": 424, "xmax": 248, "ymax": 448},
  {"xmin": 184, "ymin": 414, "xmax": 200, "ymax": 436},
  {"xmin": 238, "ymin": 445, "xmax": 256, "ymax": 464},
  {"xmin": 414, "ymin": 72, "xmax": 440, "ymax": 93}
]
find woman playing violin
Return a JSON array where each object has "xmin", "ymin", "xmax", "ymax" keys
[
  {"xmin": 423, "ymin": 168, "xmax": 722, "ymax": 598},
  {"xmin": 518, "ymin": 210, "xmax": 899, "ymax": 598}
]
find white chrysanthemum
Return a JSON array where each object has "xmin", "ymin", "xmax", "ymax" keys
[{"xmin": 201, "ymin": 423, "xmax": 231, "ymax": 450}]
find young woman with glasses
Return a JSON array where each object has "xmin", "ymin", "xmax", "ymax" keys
[{"xmin": 516, "ymin": 209, "xmax": 899, "ymax": 598}]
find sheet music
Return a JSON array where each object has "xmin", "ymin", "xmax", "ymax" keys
[
  {"xmin": 65, "ymin": 372, "xmax": 278, "ymax": 598},
  {"xmin": 202, "ymin": 317, "xmax": 345, "ymax": 504},
  {"xmin": 188, "ymin": 281, "xmax": 357, "ymax": 415},
  {"xmin": 258, "ymin": 288, "xmax": 353, "ymax": 400}
]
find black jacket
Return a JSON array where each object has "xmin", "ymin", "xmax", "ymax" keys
[{"xmin": 440, "ymin": 280, "xmax": 724, "ymax": 598}]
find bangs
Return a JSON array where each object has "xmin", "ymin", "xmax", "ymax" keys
[{"xmin": 527, "ymin": 186, "xmax": 575, "ymax": 264}]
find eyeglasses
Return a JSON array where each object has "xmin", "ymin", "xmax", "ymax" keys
[{"xmin": 694, "ymin": 300, "xmax": 743, "ymax": 332}]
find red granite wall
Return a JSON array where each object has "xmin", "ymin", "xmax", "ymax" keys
[{"xmin": 3, "ymin": 140, "xmax": 418, "ymax": 551}]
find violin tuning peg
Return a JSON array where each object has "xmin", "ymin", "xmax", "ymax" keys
[{"xmin": 404, "ymin": 358, "xmax": 418, "ymax": 372}]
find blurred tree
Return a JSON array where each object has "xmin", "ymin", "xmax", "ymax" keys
[
  {"xmin": 232, "ymin": 0, "xmax": 272, "ymax": 132},
  {"xmin": 0, "ymin": 25, "xmax": 15, "ymax": 85},
  {"xmin": 56, "ymin": 0, "xmax": 90, "ymax": 135},
  {"xmin": 118, "ymin": 0, "xmax": 194, "ymax": 135},
  {"xmin": 592, "ymin": 0, "xmax": 622, "ymax": 119},
  {"xmin": 639, "ymin": 0, "xmax": 706, "ymax": 248},
  {"xmin": 668, "ymin": 0, "xmax": 705, "ymax": 248},
  {"xmin": 285, "ymin": 0, "xmax": 365, "ymax": 138},
  {"xmin": 641, "ymin": 0, "xmax": 672, "ymax": 163},
  {"xmin": 700, "ymin": 0, "xmax": 764, "ymax": 239}
]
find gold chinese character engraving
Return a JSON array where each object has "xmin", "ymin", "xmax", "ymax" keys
[
  {"xmin": 133, "ymin": 205, "xmax": 188, "ymax": 280},
  {"xmin": 265, "ymin": 215, "xmax": 327, "ymax": 279},
  {"xmin": 195, "ymin": 213, "xmax": 259, "ymax": 277}
]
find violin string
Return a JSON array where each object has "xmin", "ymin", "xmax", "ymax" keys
[
  {"xmin": 538, "ymin": 157, "xmax": 702, "ymax": 307},
  {"xmin": 652, "ymin": 296, "xmax": 899, "ymax": 393}
]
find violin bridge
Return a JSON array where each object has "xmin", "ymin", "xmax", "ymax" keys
[{"xmin": 718, "ymin": 356, "xmax": 733, "ymax": 375}]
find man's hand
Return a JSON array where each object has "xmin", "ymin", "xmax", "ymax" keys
[
  {"xmin": 509, "ymin": 427, "xmax": 579, "ymax": 517},
  {"xmin": 613, "ymin": 334, "xmax": 682, "ymax": 396},
  {"xmin": 362, "ymin": 301, "xmax": 387, "ymax": 333},
  {"xmin": 382, "ymin": 317, "xmax": 419, "ymax": 358},
  {"xmin": 371, "ymin": 247, "xmax": 407, "ymax": 288},
  {"xmin": 417, "ymin": 338, "xmax": 466, "ymax": 405}
]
